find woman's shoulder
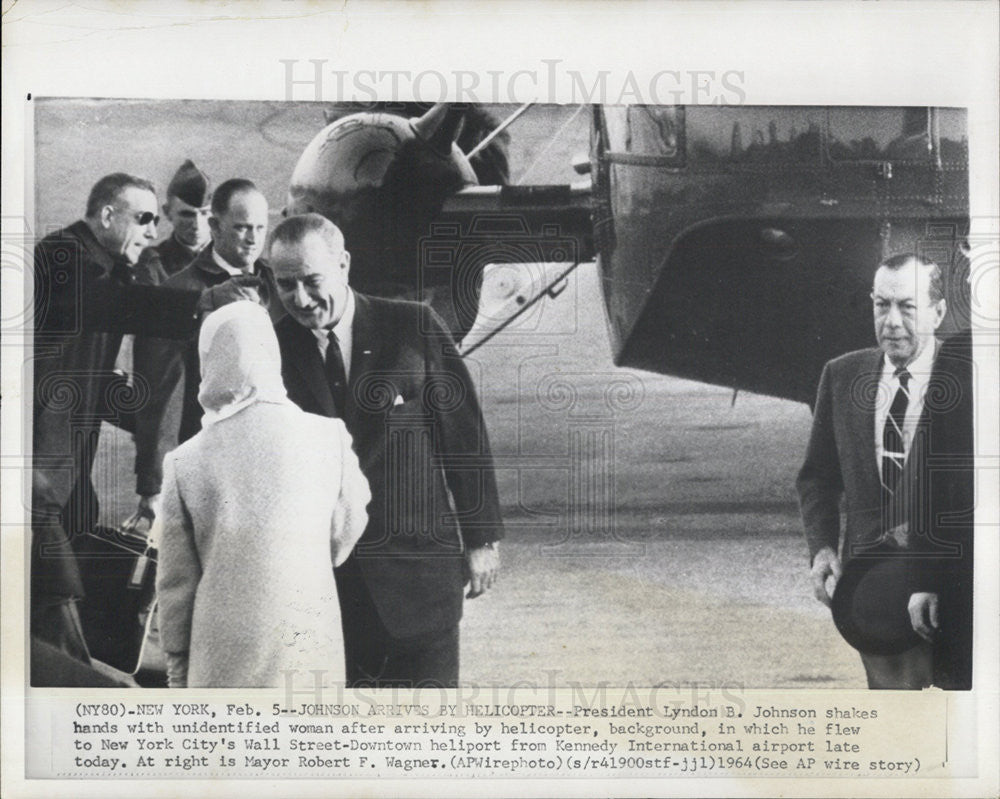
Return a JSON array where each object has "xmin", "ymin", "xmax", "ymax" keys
[
  {"xmin": 168, "ymin": 430, "xmax": 206, "ymax": 463},
  {"xmin": 262, "ymin": 403, "xmax": 350, "ymax": 437},
  {"xmin": 306, "ymin": 411, "xmax": 350, "ymax": 436}
]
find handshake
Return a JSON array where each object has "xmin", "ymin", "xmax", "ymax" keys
[{"xmin": 195, "ymin": 273, "xmax": 271, "ymax": 318}]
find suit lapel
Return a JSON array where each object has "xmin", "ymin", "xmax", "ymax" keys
[
  {"xmin": 901, "ymin": 337, "xmax": 942, "ymax": 472},
  {"xmin": 282, "ymin": 317, "xmax": 336, "ymax": 417},
  {"xmin": 851, "ymin": 349, "xmax": 884, "ymax": 485},
  {"xmin": 346, "ymin": 293, "xmax": 383, "ymax": 428}
]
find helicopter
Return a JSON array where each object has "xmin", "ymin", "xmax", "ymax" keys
[{"xmin": 285, "ymin": 102, "xmax": 969, "ymax": 404}]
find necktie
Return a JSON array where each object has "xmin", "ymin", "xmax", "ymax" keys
[
  {"xmin": 881, "ymin": 367, "xmax": 911, "ymax": 499},
  {"xmin": 324, "ymin": 329, "xmax": 348, "ymax": 416}
]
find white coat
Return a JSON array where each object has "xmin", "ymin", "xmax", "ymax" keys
[{"xmin": 154, "ymin": 302, "xmax": 369, "ymax": 687}]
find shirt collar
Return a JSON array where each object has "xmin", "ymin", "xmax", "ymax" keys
[
  {"xmin": 311, "ymin": 289, "xmax": 356, "ymax": 345},
  {"xmin": 173, "ymin": 235, "xmax": 206, "ymax": 258},
  {"xmin": 881, "ymin": 338, "xmax": 938, "ymax": 381},
  {"xmin": 211, "ymin": 246, "xmax": 247, "ymax": 276}
]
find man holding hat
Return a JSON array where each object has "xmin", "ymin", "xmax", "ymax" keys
[
  {"xmin": 797, "ymin": 253, "xmax": 972, "ymax": 689},
  {"xmin": 134, "ymin": 160, "xmax": 213, "ymax": 285}
]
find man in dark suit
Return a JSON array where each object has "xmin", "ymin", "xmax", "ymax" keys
[
  {"xmin": 797, "ymin": 253, "xmax": 970, "ymax": 689},
  {"xmin": 125, "ymin": 178, "xmax": 271, "ymax": 529},
  {"xmin": 32, "ymin": 173, "xmax": 201, "ymax": 676},
  {"xmin": 268, "ymin": 213, "xmax": 503, "ymax": 687}
]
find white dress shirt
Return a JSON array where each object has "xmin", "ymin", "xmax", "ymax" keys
[
  {"xmin": 211, "ymin": 247, "xmax": 246, "ymax": 277},
  {"xmin": 311, "ymin": 289, "xmax": 355, "ymax": 380},
  {"xmin": 874, "ymin": 339, "xmax": 938, "ymax": 466}
]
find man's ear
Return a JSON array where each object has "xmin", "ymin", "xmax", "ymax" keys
[
  {"xmin": 341, "ymin": 250, "xmax": 351, "ymax": 278},
  {"xmin": 99, "ymin": 205, "xmax": 115, "ymax": 229},
  {"xmin": 208, "ymin": 216, "xmax": 220, "ymax": 234},
  {"xmin": 933, "ymin": 298, "xmax": 947, "ymax": 330}
]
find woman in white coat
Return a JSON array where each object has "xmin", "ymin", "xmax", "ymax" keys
[{"xmin": 154, "ymin": 301, "xmax": 370, "ymax": 688}]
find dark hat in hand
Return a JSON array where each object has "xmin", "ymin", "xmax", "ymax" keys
[
  {"xmin": 167, "ymin": 159, "xmax": 211, "ymax": 207},
  {"xmin": 831, "ymin": 542, "xmax": 924, "ymax": 656}
]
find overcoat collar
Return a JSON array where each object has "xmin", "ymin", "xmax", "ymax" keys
[
  {"xmin": 68, "ymin": 219, "xmax": 126, "ymax": 280},
  {"xmin": 190, "ymin": 244, "xmax": 264, "ymax": 282}
]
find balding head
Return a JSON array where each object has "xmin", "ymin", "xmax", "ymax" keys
[
  {"xmin": 208, "ymin": 179, "xmax": 268, "ymax": 270},
  {"xmin": 270, "ymin": 212, "xmax": 347, "ymax": 260}
]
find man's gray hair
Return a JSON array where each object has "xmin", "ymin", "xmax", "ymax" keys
[
  {"xmin": 270, "ymin": 213, "xmax": 345, "ymax": 258},
  {"xmin": 877, "ymin": 253, "xmax": 945, "ymax": 304},
  {"xmin": 85, "ymin": 173, "xmax": 156, "ymax": 218}
]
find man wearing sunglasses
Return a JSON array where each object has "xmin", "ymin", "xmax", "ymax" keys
[{"xmin": 32, "ymin": 173, "xmax": 203, "ymax": 682}]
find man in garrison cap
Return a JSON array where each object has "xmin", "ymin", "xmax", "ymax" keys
[
  {"xmin": 133, "ymin": 160, "xmax": 213, "ymax": 285},
  {"xmin": 125, "ymin": 178, "xmax": 273, "ymax": 532},
  {"xmin": 122, "ymin": 161, "xmax": 212, "ymax": 497}
]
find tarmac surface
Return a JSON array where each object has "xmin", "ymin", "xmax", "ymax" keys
[{"xmin": 37, "ymin": 99, "xmax": 863, "ymax": 688}]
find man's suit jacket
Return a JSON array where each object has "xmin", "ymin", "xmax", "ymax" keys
[
  {"xmin": 798, "ymin": 339, "xmax": 974, "ymax": 687},
  {"xmin": 275, "ymin": 293, "xmax": 504, "ymax": 639},
  {"xmin": 133, "ymin": 246, "xmax": 270, "ymax": 496},
  {"xmin": 798, "ymin": 345, "xmax": 944, "ymax": 562},
  {"xmin": 798, "ymin": 347, "xmax": 889, "ymax": 563}
]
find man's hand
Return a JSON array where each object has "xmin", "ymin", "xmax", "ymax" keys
[
  {"xmin": 196, "ymin": 276, "xmax": 263, "ymax": 318},
  {"xmin": 908, "ymin": 592, "xmax": 940, "ymax": 642},
  {"xmin": 885, "ymin": 521, "xmax": 910, "ymax": 548},
  {"xmin": 810, "ymin": 546, "xmax": 842, "ymax": 607},
  {"xmin": 464, "ymin": 543, "xmax": 500, "ymax": 599},
  {"xmin": 121, "ymin": 494, "xmax": 160, "ymax": 535}
]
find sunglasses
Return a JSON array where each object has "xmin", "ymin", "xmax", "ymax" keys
[{"xmin": 134, "ymin": 211, "xmax": 161, "ymax": 226}]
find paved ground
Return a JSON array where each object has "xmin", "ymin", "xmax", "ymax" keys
[{"xmin": 41, "ymin": 99, "xmax": 863, "ymax": 688}]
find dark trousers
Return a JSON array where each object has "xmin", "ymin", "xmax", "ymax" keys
[
  {"xmin": 860, "ymin": 641, "xmax": 933, "ymax": 689},
  {"xmin": 335, "ymin": 555, "xmax": 459, "ymax": 688}
]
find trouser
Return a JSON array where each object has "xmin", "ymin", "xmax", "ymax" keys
[
  {"xmin": 860, "ymin": 640, "xmax": 933, "ymax": 689},
  {"xmin": 335, "ymin": 556, "xmax": 459, "ymax": 688},
  {"xmin": 31, "ymin": 598, "xmax": 93, "ymax": 682}
]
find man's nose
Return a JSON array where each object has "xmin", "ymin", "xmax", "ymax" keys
[
  {"xmin": 885, "ymin": 303, "xmax": 903, "ymax": 326},
  {"xmin": 293, "ymin": 283, "xmax": 310, "ymax": 307}
]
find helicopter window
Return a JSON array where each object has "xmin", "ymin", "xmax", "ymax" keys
[
  {"xmin": 827, "ymin": 107, "xmax": 941, "ymax": 161},
  {"xmin": 684, "ymin": 106, "xmax": 822, "ymax": 164},
  {"xmin": 935, "ymin": 108, "xmax": 969, "ymax": 165}
]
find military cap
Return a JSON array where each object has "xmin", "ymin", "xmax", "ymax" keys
[{"xmin": 166, "ymin": 159, "xmax": 211, "ymax": 207}]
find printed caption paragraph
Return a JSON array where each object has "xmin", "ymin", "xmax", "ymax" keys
[{"xmin": 26, "ymin": 687, "xmax": 972, "ymax": 779}]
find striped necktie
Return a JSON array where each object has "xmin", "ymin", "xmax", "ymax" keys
[
  {"xmin": 325, "ymin": 329, "xmax": 348, "ymax": 416},
  {"xmin": 881, "ymin": 367, "xmax": 911, "ymax": 496}
]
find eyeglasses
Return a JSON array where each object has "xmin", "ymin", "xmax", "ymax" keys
[{"xmin": 134, "ymin": 211, "xmax": 160, "ymax": 226}]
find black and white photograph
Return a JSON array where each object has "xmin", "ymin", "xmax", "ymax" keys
[
  {"xmin": 23, "ymin": 98, "xmax": 978, "ymax": 690},
  {"xmin": 2, "ymin": 2, "xmax": 998, "ymax": 798}
]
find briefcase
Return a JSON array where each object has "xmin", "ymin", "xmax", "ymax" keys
[{"xmin": 71, "ymin": 525, "xmax": 157, "ymax": 674}]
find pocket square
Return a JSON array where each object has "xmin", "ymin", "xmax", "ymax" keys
[{"xmin": 393, "ymin": 394, "xmax": 405, "ymax": 406}]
